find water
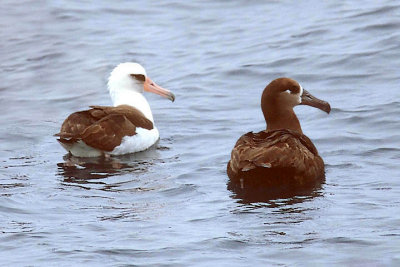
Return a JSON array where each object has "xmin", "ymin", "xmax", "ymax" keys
[{"xmin": 1, "ymin": 0, "xmax": 400, "ymax": 265}]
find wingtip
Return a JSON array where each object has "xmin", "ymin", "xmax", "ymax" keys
[
  {"xmin": 259, "ymin": 162, "xmax": 272, "ymax": 168},
  {"xmin": 241, "ymin": 166, "xmax": 255, "ymax": 172}
]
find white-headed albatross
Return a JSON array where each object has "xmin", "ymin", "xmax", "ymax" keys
[{"xmin": 55, "ymin": 62, "xmax": 175, "ymax": 157}]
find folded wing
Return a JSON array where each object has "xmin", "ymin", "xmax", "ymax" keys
[
  {"xmin": 55, "ymin": 105, "xmax": 153, "ymax": 151},
  {"xmin": 228, "ymin": 129, "xmax": 323, "ymax": 179}
]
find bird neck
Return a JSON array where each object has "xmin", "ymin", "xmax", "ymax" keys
[
  {"xmin": 109, "ymin": 89, "xmax": 154, "ymax": 122},
  {"xmin": 263, "ymin": 104, "xmax": 303, "ymax": 134}
]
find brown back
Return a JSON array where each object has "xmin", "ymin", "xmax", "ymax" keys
[
  {"xmin": 55, "ymin": 105, "xmax": 154, "ymax": 151},
  {"xmin": 228, "ymin": 129, "xmax": 323, "ymax": 179}
]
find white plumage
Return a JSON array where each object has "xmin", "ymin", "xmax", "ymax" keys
[{"xmin": 56, "ymin": 62, "xmax": 175, "ymax": 157}]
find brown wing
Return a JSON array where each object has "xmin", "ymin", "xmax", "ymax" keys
[
  {"xmin": 228, "ymin": 129, "xmax": 323, "ymax": 178},
  {"xmin": 89, "ymin": 105, "xmax": 153, "ymax": 130},
  {"xmin": 80, "ymin": 114, "xmax": 136, "ymax": 151},
  {"xmin": 55, "ymin": 105, "xmax": 152, "ymax": 151},
  {"xmin": 55, "ymin": 110, "xmax": 99, "ymax": 139}
]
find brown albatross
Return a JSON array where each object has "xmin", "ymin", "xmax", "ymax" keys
[
  {"xmin": 55, "ymin": 62, "xmax": 175, "ymax": 157},
  {"xmin": 227, "ymin": 77, "xmax": 331, "ymax": 190}
]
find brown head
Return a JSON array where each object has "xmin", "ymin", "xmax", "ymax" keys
[{"xmin": 261, "ymin": 77, "xmax": 330, "ymax": 134}]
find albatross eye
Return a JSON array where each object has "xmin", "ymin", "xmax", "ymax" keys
[{"xmin": 130, "ymin": 74, "xmax": 145, "ymax": 82}]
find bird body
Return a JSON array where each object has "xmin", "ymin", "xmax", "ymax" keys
[
  {"xmin": 227, "ymin": 78, "xmax": 330, "ymax": 190},
  {"xmin": 55, "ymin": 63, "xmax": 175, "ymax": 157}
]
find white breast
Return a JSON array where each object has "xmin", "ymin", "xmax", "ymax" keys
[{"xmin": 110, "ymin": 127, "xmax": 160, "ymax": 155}]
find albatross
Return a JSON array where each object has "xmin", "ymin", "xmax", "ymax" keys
[
  {"xmin": 227, "ymin": 77, "xmax": 330, "ymax": 190},
  {"xmin": 55, "ymin": 62, "xmax": 175, "ymax": 157}
]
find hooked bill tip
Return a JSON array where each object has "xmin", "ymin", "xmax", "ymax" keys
[
  {"xmin": 324, "ymin": 103, "xmax": 331, "ymax": 114},
  {"xmin": 169, "ymin": 92, "xmax": 176, "ymax": 102}
]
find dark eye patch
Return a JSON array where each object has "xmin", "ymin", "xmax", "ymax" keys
[
  {"xmin": 130, "ymin": 74, "xmax": 145, "ymax": 82},
  {"xmin": 290, "ymin": 86, "xmax": 300, "ymax": 94}
]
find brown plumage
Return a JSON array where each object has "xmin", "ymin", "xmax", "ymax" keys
[
  {"xmin": 227, "ymin": 78, "xmax": 330, "ymax": 192},
  {"xmin": 55, "ymin": 105, "xmax": 153, "ymax": 152}
]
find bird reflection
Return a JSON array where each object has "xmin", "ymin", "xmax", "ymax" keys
[
  {"xmin": 227, "ymin": 177, "xmax": 324, "ymax": 205},
  {"xmin": 57, "ymin": 146, "xmax": 161, "ymax": 183}
]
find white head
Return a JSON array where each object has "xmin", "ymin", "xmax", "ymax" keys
[
  {"xmin": 108, "ymin": 62, "xmax": 147, "ymax": 94},
  {"xmin": 107, "ymin": 62, "xmax": 175, "ymax": 104},
  {"xmin": 106, "ymin": 62, "xmax": 175, "ymax": 122}
]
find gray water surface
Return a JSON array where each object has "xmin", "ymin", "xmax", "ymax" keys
[{"xmin": 1, "ymin": 0, "xmax": 400, "ymax": 266}]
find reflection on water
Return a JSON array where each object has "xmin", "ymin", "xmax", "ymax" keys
[
  {"xmin": 2, "ymin": 0, "xmax": 400, "ymax": 265},
  {"xmin": 57, "ymin": 146, "xmax": 161, "ymax": 186},
  {"xmin": 58, "ymin": 155, "xmax": 150, "ymax": 180},
  {"xmin": 227, "ymin": 179, "xmax": 324, "ymax": 204}
]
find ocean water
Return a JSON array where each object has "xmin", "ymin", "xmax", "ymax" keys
[{"xmin": 1, "ymin": 0, "xmax": 400, "ymax": 265}]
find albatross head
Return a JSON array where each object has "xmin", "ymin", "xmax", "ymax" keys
[
  {"xmin": 107, "ymin": 62, "xmax": 175, "ymax": 102},
  {"xmin": 261, "ymin": 77, "xmax": 330, "ymax": 133}
]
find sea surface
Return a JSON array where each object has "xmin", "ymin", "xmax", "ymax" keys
[{"xmin": 1, "ymin": 0, "xmax": 400, "ymax": 266}]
